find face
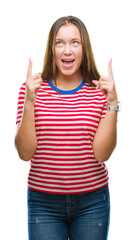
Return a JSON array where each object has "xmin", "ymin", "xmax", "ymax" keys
[{"xmin": 54, "ymin": 23, "xmax": 83, "ymax": 78}]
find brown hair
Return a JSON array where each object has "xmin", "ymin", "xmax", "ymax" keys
[{"xmin": 41, "ymin": 16, "xmax": 100, "ymax": 85}]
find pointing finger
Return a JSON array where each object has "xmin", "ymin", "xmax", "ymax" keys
[
  {"xmin": 108, "ymin": 58, "xmax": 113, "ymax": 78},
  {"xmin": 27, "ymin": 58, "xmax": 32, "ymax": 80}
]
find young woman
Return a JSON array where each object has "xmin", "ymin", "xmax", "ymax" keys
[{"xmin": 15, "ymin": 16, "xmax": 118, "ymax": 240}]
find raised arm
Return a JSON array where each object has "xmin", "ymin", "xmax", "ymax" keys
[
  {"xmin": 15, "ymin": 59, "xmax": 42, "ymax": 161},
  {"xmin": 92, "ymin": 59, "xmax": 118, "ymax": 162}
]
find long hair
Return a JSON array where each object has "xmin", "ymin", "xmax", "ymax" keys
[{"xmin": 41, "ymin": 16, "xmax": 100, "ymax": 85}]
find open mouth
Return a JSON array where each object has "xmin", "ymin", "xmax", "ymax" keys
[{"xmin": 62, "ymin": 59, "xmax": 75, "ymax": 67}]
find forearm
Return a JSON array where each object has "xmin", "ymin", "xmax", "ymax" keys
[
  {"xmin": 92, "ymin": 110, "xmax": 117, "ymax": 162},
  {"xmin": 15, "ymin": 99, "xmax": 37, "ymax": 161}
]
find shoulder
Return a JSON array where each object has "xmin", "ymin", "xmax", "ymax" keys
[
  {"xmin": 84, "ymin": 81, "xmax": 106, "ymax": 96},
  {"xmin": 41, "ymin": 79, "xmax": 48, "ymax": 87},
  {"xmin": 83, "ymin": 81, "xmax": 107, "ymax": 105},
  {"xmin": 18, "ymin": 83, "xmax": 26, "ymax": 95}
]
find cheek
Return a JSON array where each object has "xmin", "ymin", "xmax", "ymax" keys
[
  {"xmin": 54, "ymin": 50, "xmax": 62, "ymax": 65},
  {"xmin": 76, "ymin": 47, "xmax": 83, "ymax": 58},
  {"xmin": 54, "ymin": 46, "xmax": 64, "ymax": 57},
  {"xmin": 76, "ymin": 49, "xmax": 83, "ymax": 64}
]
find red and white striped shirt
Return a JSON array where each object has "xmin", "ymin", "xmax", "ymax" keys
[{"xmin": 16, "ymin": 79, "xmax": 109, "ymax": 194}]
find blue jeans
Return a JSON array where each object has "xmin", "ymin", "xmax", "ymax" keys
[{"xmin": 28, "ymin": 185, "xmax": 110, "ymax": 240}]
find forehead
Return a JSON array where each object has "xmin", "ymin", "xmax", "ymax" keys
[{"xmin": 56, "ymin": 23, "xmax": 81, "ymax": 39}]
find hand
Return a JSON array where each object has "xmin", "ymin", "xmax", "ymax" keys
[
  {"xmin": 26, "ymin": 58, "xmax": 43, "ymax": 103},
  {"xmin": 92, "ymin": 59, "xmax": 118, "ymax": 105}
]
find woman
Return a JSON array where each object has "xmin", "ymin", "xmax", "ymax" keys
[{"xmin": 15, "ymin": 16, "xmax": 118, "ymax": 240}]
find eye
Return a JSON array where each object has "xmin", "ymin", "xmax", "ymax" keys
[
  {"xmin": 72, "ymin": 41, "xmax": 79, "ymax": 45},
  {"xmin": 56, "ymin": 41, "xmax": 63, "ymax": 46}
]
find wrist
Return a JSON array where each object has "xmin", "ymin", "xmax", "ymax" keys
[
  {"xmin": 107, "ymin": 99, "xmax": 118, "ymax": 106},
  {"xmin": 107, "ymin": 101, "xmax": 121, "ymax": 112},
  {"xmin": 24, "ymin": 98, "xmax": 35, "ymax": 108}
]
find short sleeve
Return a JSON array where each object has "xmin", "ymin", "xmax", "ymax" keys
[
  {"xmin": 16, "ymin": 83, "xmax": 26, "ymax": 124},
  {"xmin": 100, "ymin": 99, "xmax": 108, "ymax": 119}
]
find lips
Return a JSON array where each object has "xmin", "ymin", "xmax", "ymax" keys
[{"xmin": 61, "ymin": 58, "xmax": 75, "ymax": 68}]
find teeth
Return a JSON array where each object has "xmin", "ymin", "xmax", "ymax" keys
[{"xmin": 62, "ymin": 60, "xmax": 74, "ymax": 62}]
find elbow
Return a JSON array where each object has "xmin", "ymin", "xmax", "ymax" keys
[
  {"xmin": 93, "ymin": 149, "xmax": 109, "ymax": 162},
  {"xmin": 15, "ymin": 138, "xmax": 35, "ymax": 162},
  {"xmin": 93, "ymin": 143, "xmax": 117, "ymax": 163},
  {"xmin": 15, "ymin": 145, "xmax": 31, "ymax": 161},
  {"xmin": 92, "ymin": 144, "xmax": 109, "ymax": 163},
  {"xmin": 18, "ymin": 153, "xmax": 31, "ymax": 162},
  {"xmin": 95, "ymin": 154, "xmax": 110, "ymax": 163}
]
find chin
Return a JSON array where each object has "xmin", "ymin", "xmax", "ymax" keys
[{"xmin": 60, "ymin": 68, "xmax": 81, "ymax": 78}]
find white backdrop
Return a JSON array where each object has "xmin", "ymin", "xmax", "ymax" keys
[{"xmin": 0, "ymin": 0, "xmax": 135, "ymax": 239}]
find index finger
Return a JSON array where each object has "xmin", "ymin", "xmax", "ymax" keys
[
  {"xmin": 108, "ymin": 58, "xmax": 113, "ymax": 78},
  {"xmin": 27, "ymin": 58, "xmax": 32, "ymax": 80}
]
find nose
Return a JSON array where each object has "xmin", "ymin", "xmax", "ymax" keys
[{"xmin": 64, "ymin": 44, "xmax": 72, "ymax": 55}]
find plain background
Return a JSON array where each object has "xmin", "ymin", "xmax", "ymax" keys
[{"xmin": 0, "ymin": 0, "xmax": 135, "ymax": 239}]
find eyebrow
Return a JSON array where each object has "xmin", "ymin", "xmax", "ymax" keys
[{"xmin": 55, "ymin": 38, "xmax": 81, "ymax": 41}]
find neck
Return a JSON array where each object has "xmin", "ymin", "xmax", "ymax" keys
[{"xmin": 52, "ymin": 71, "xmax": 83, "ymax": 91}]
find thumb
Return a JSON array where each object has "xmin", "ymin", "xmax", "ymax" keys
[{"xmin": 92, "ymin": 80, "xmax": 99, "ymax": 89}]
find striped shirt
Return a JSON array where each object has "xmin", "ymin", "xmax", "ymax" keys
[{"xmin": 16, "ymin": 79, "xmax": 109, "ymax": 194}]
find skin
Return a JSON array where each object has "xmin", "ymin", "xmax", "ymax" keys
[
  {"xmin": 15, "ymin": 59, "xmax": 42, "ymax": 161},
  {"xmin": 52, "ymin": 23, "xmax": 83, "ymax": 90},
  {"xmin": 92, "ymin": 59, "xmax": 118, "ymax": 162},
  {"xmin": 92, "ymin": 59, "xmax": 118, "ymax": 106},
  {"xmin": 15, "ymin": 24, "xmax": 118, "ymax": 162}
]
